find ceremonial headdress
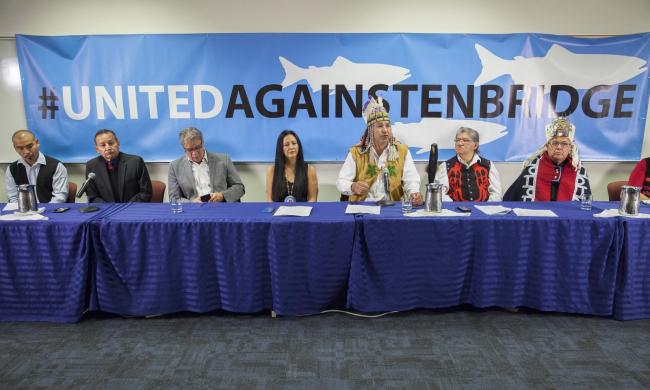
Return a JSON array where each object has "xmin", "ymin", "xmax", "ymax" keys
[
  {"xmin": 357, "ymin": 95, "xmax": 399, "ymax": 160},
  {"xmin": 545, "ymin": 117, "xmax": 575, "ymax": 141},
  {"xmin": 524, "ymin": 117, "xmax": 580, "ymax": 170}
]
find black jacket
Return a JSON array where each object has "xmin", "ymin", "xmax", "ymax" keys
[{"xmin": 84, "ymin": 152, "xmax": 152, "ymax": 203}]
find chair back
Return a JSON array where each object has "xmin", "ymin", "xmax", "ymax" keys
[
  {"xmin": 67, "ymin": 182, "xmax": 77, "ymax": 203},
  {"xmin": 607, "ymin": 180, "xmax": 628, "ymax": 201},
  {"xmin": 150, "ymin": 180, "xmax": 166, "ymax": 203}
]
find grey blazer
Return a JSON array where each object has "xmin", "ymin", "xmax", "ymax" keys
[{"xmin": 168, "ymin": 151, "xmax": 245, "ymax": 202}]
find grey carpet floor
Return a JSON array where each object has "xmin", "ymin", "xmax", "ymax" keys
[{"xmin": 1, "ymin": 308, "xmax": 649, "ymax": 389}]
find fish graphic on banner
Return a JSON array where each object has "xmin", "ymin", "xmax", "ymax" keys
[
  {"xmin": 393, "ymin": 119, "xmax": 508, "ymax": 154},
  {"xmin": 14, "ymin": 33, "xmax": 650, "ymax": 163},
  {"xmin": 474, "ymin": 44, "xmax": 648, "ymax": 89},
  {"xmin": 279, "ymin": 56, "xmax": 411, "ymax": 93}
]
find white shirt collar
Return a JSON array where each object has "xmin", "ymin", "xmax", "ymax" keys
[
  {"xmin": 18, "ymin": 152, "xmax": 45, "ymax": 168},
  {"xmin": 457, "ymin": 153, "xmax": 481, "ymax": 167},
  {"xmin": 371, "ymin": 145, "xmax": 389, "ymax": 161}
]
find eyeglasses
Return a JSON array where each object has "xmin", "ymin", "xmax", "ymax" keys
[
  {"xmin": 454, "ymin": 138, "xmax": 474, "ymax": 144},
  {"xmin": 549, "ymin": 141, "xmax": 571, "ymax": 148},
  {"xmin": 184, "ymin": 144, "xmax": 204, "ymax": 153}
]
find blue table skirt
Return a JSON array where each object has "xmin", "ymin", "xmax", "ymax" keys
[
  {"xmin": 614, "ymin": 202, "xmax": 650, "ymax": 320},
  {"xmin": 3, "ymin": 201, "xmax": 648, "ymax": 321},
  {"xmin": 348, "ymin": 202, "xmax": 623, "ymax": 317},
  {"xmin": 0, "ymin": 203, "xmax": 112, "ymax": 323},
  {"xmin": 90, "ymin": 202, "xmax": 355, "ymax": 316},
  {"xmin": 266, "ymin": 203, "xmax": 355, "ymax": 315}
]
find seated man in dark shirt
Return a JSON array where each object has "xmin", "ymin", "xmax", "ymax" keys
[{"xmin": 84, "ymin": 129, "xmax": 152, "ymax": 203}]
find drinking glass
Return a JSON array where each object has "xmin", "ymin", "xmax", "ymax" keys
[
  {"xmin": 580, "ymin": 193, "xmax": 592, "ymax": 211},
  {"xmin": 170, "ymin": 197, "xmax": 183, "ymax": 213},
  {"xmin": 401, "ymin": 194, "xmax": 413, "ymax": 214}
]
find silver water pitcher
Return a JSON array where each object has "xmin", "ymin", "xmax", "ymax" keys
[
  {"xmin": 619, "ymin": 185, "xmax": 641, "ymax": 216},
  {"xmin": 17, "ymin": 184, "xmax": 38, "ymax": 213},
  {"xmin": 424, "ymin": 182, "xmax": 443, "ymax": 212}
]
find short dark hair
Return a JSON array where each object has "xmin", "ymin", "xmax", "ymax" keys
[{"xmin": 94, "ymin": 129, "xmax": 118, "ymax": 145}]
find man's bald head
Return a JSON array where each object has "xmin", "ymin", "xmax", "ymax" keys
[
  {"xmin": 11, "ymin": 129, "xmax": 40, "ymax": 166},
  {"xmin": 12, "ymin": 130, "xmax": 36, "ymax": 143}
]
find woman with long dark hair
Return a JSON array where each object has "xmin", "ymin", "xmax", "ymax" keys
[{"xmin": 266, "ymin": 130, "xmax": 318, "ymax": 202}]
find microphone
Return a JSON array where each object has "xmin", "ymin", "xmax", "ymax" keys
[
  {"xmin": 427, "ymin": 143, "xmax": 438, "ymax": 184},
  {"xmin": 382, "ymin": 167, "xmax": 390, "ymax": 195},
  {"xmin": 376, "ymin": 167, "xmax": 394, "ymax": 206},
  {"xmin": 76, "ymin": 172, "xmax": 96, "ymax": 198}
]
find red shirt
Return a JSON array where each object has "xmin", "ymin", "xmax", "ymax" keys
[
  {"xmin": 627, "ymin": 158, "xmax": 650, "ymax": 197},
  {"xmin": 534, "ymin": 153, "xmax": 578, "ymax": 201}
]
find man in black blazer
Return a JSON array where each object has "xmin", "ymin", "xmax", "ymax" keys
[{"xmin": 84, "ymin": 129, "xmax": 152, "ymax": 203}]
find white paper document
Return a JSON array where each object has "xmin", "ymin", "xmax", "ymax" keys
[
  {"xmin": 2, "ymin": 203, "xmax": 18, "ymax": 212},
  {"xmin": 345, "ymin": 205, "xmax": 381, "ymax": 215},
  {"xmin": 0, "ymin": 212, "xmax": 48, "ymax": 221},
  {"xmin": 273, "ymin": 206, "xmax": 313, "ymax": 217},
  {"xmin": 404, "ymin": 209, "xmax": 471, "ymax": 217},
  {"xmin": 512, "ymin": 208, "xmax": 558, "ymax": 217},
  {"xmin": 594, "ymin": 208, "xmax": 650, "ymax": 219},
  {"xmin": 594, "ymin": 209, "xmax": 620, "ymax": 218},
  {"xmin": 474, "ymin": 205, "xmax": 512, "ymax": 215},
  {"xmin": 629, "ymin": 212, "xmax": 650, "ymax": 219}
]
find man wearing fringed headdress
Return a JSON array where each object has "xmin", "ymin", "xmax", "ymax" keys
[
  {"xmin": 504, "ymin": 117, "xmax": 591, "ymax": 201},
  {"xmin": 336, "ymin": 96, "xmax": 423, "ymax": 204}
]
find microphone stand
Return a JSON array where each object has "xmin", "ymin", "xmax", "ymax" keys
[
  {"xmin": 376, "ymin": 168, "xmax": 395, "ymax": 206},
  {"xmin": 77, "ymin": 174, "xmax": 100, "ymax": 213}
]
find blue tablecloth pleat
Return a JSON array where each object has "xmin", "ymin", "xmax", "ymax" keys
[
  {"xmin": 614, "ymin": 216, "xmax": 650, "ymax": 320},
  {"xmin": 266, "ymin": 203, "xmax": 356, "ymax": 315},
  {"xmin": 349, "ymin": 202, "xmax": 622, "ymax": 317},
  {"xmin": 91, "ymin": 203, "xmax": 273, "ymax": 316},
  {"xmin": 0, "ymin": 203, "xmax": 112, "ymax": 322}
]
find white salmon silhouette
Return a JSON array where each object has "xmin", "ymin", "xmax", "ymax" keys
[
  {"xmin": 279, "ymin": 56, "xmax": 411, "ymax": 93},
  {"xmin": 473, "ymin": 43, "xmax": 647, "ymax": 89},
  {"xmin": 392, "ymin": 118, "xmax": 508, "ymax": 154}
]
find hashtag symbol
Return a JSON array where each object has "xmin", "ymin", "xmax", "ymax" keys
[{"xmin": 38, "ymin": 87, "xmax": 59, "ymax": 119}]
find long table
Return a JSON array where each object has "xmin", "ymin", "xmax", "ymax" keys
[
  {"xmin": 89, "ymin": 202, "xmax": 356, "ymax": 317},
  {"xmin": 0, "ymin": 203, "xmax": 116, "ymax": 322},
  {"xmin": 1, "ymin": 201, "xmax": 649, "ymax": 322},
  {"xmin": 348, "ymin": 202, "xmax": 623, "ymax": 317}
]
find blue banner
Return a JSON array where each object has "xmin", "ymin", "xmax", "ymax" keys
[{"xmin": 16, "ymin": 33, "xmax": 650, "ymax": 162}]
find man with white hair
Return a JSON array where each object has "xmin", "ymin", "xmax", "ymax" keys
[
  {"xmin": 504, "ymin": 117, "xmax": 591, "ymax": 201},
  {"xmin": 168, "ymin": 127, "xmax": 245, "ymax": 202},
  {"xmin": 434, "ymin": 126, "xmax": 502, "ymax": 202}
]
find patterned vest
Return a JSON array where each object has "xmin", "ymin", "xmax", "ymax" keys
[
  {"xmin": 348, "ymin": 143, "xmax": 408, "ymax": 202},
  {"xmin": 9, "ymin": 155, "xmax": 61, "ymax": 203},
  {"xmin": 444, "ymin": 155, "xmax": 491, "ymax": 201}
]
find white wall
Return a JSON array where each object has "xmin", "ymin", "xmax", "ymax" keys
[{"xmin": 0, "ymin": 0, "xmax": 649, "ymax": 202}]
